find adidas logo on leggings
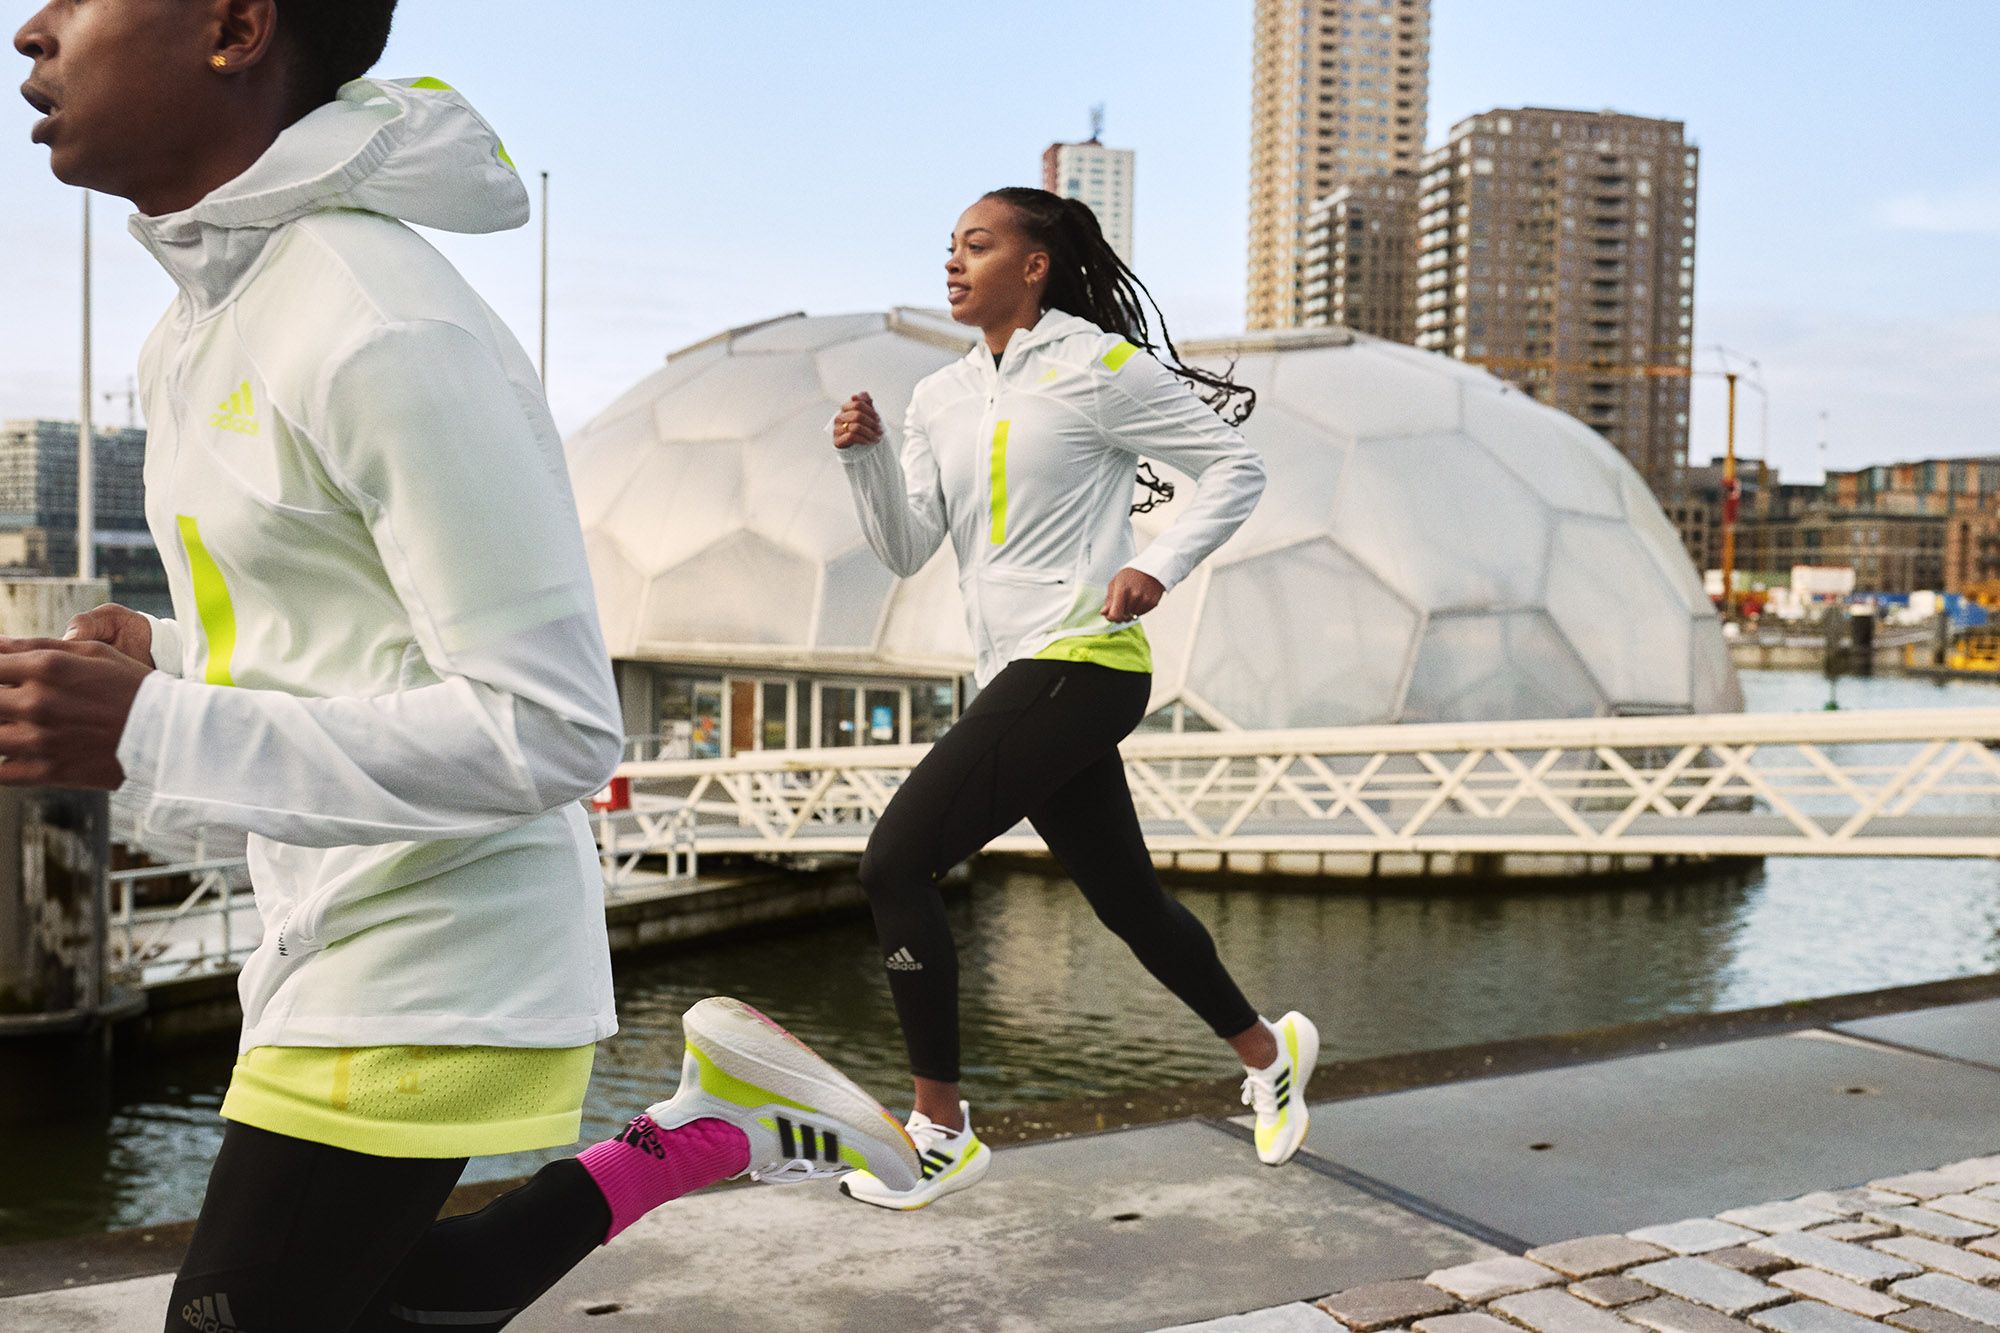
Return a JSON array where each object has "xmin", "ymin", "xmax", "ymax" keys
[
  {"xmin": 181, "ymin": 1293, "xmax": 243, "ymax": 1333},
  {"xmin": 884, "ymin": 947, "xmax": 923, "ymax": 972}
]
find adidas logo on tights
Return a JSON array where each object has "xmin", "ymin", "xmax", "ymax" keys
[
  {"xmin": 884, "ymin": 947, "xmax": 923, "ymax": 972},
  {"xmin": 181, "ymin": 1293, "xmax": 243, "ymax": 1333}
]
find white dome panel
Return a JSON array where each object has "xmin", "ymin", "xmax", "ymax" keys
[
  {"xmin": 1190, "ymin": 538, "xmax": 1421, "ymax": 729},
  {"xmin": 1339, "ymin": 432, "xmax": 1552, "ymax": 610}
]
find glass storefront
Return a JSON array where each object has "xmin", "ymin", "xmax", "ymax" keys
[{"xmin": 628, "ymin": 664, "xmax": 961, "ymax": 755}]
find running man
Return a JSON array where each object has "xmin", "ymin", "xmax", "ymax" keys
[
  {"xmin": 9, "ymin": 3, "xmax": 915, "ymax": 1328},
  {"xmin": 829, "ymin": 188, "xmax": 1319, "ymax": 1210}
]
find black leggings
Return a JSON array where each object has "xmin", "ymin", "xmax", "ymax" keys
[
  {"xmin": 859, "ymin": 659, "xmax": 1259, "ymax": 1083},
  {"xmin": 165, "ymin": 1121, "xmax": 608, "ymax": 1332}
]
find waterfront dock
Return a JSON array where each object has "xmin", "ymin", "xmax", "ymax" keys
[{"xmin": 8, "ymin": 976, "xmax": 2000, "ymax": 1331}]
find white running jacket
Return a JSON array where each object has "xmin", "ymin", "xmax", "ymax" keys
[
  {"xmin": 840, "ymin": 310, "xmax": 1266, "ymax": 685},
  {"xmin": 116, "ymin": 79, "xmax": 621, "ymax": 1052}
]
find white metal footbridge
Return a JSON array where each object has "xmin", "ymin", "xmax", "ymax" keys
[
  {"xmin": 111, "ymin": 707, "xmax": 2000, "ymax": 983},
  {"xmin": 601, "ymin": 707, "xmax": 2000, "ymax": 871}
]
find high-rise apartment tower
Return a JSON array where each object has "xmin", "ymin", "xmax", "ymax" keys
[
  {"xmin": 1246, "ymin": 0, "xmax": 1431, "ymax": 330},
  {"xmin": 1044, "ymin": 109, "xmax": 1137, "ymax": 265},
  {"xmin": 1299, "ymin": 171, "xmax": 1417, "ymax": 341},
  {"xmin": 1414, "ymin": 108, "xmax": 1698, "ymax": 499}
]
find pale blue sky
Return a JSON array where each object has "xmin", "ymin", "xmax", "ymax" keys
[{"xmin": 2, "ymin": 0, "xmax": 1995, "ymax": 479}]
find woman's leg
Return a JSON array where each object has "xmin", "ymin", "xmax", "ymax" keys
[
  {"xmin": 163, "ymin": 1121, "xmax": 467, "ymax": 1333},
  {"xmin": 1024, "ymin": 698, "xmax": 1268, "ymax": 1058},
  {"xmin": 859, "ymin": 660, "xmax": 1131, "ymax": 1124}
]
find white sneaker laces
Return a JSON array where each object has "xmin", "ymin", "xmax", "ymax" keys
[
  {"xmin": 751, "ymin": 1158, "xmax": 837, "ymax": 1184},
  {"xmin": 1240, "ymin": 1061, "xmax": 1283, "ymax": 1120}
]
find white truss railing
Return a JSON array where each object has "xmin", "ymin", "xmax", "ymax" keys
[
  {"xmin": 106, "ymin": 709, "xmax": 2000, "ymax": 984},
  {"xmin": 615, "ymin": 708, "xmax": 2000, "ymax": 860}
]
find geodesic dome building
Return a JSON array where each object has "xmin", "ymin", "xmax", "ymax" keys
[{"xmin": 565, "ymin": 311, "xmax": 1739, "ymax": 752}]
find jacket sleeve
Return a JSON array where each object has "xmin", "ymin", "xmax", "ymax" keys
[
  {"xmin": 837, "ymin": 396, "xmax": 949, "ymax": 578},
  {"xmin": 139, "ymin": 614, "xmax": 184, "ymax": 677},
  {"xmin": 114, "ymin": 320, "xmax": 622, "ymax": 848},
  {"xmin": 1098, "ymin": 345, "xmax": 1267, "ymax": 593}
]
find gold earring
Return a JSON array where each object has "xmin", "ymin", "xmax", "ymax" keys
[{"xmin": 210, "ymin": 54, "xmax": 228, "ymax": 69}]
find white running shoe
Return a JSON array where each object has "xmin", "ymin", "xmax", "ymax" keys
[
  {"xmin": 647, "ymin": 997, "xmax": 920, "ymax": 1189},
  {"xmin": 839, "ymin": 1100, "xmax": 992, "ymax": 1210},
  {"xmin": 1241, "ymin": 1011, "xmax": 1319, "ymax": 1166}
]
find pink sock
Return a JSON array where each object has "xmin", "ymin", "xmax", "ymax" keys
[{"xmin": 577, "ymin": 1115, "xmax": 751, "ymax": 1242}]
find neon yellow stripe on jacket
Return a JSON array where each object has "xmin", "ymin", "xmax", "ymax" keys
[
  {"xmin": 1101, "ymin": 340, "xmax": 1140, "ymax": 372},
  {"xmin": 989, "ymin": 420, "xmax": 1011, "ymax": 545},
  {"xmin": 176, "ymin": 515, "xmax": 238, "ymax": 687}
]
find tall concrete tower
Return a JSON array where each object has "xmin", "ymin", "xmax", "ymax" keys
[{"xmin": 1246, "ymin": 0, "xmax": 1431, "ymax": 330}]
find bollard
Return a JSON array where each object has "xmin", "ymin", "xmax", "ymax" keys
[
  {"xmin": 0, "ymin": 577, "xmax": 141, "ymax": 1122},
  {"xmin": 0, "ymin": 788, "xmax": 140, "ymax": 1122}
]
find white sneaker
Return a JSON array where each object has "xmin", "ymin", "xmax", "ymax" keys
[
  {"xmin": 647, "ymin": 997, "xmax": 920, "ymax": 1189},
  {"xmin": 839, "ymin": 1100, "xmax": 992, "ymax": 1210},
  {"xmin": 1241, "ymin": 1011, "xmax": 1319, "ymax": 1166}
]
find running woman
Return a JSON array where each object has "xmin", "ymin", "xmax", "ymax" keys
[
  {"xmin": 9, "ymin": 3, "xmax": 915, "ymax": 1328},
  {"xmin": 830, "ymin": 188, "xmax": 1319, "ymax": 1209}
]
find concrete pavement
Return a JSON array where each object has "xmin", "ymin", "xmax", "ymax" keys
[{"xmin": 8, "ymin": 993, "xmax": 2000, "ymax": 1331}]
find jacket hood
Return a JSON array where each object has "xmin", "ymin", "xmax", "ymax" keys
[
  {"xmin": 131, "ymin": 77, "xmax": 529, "ymax": 309},
  {"xmin": 969, "ymin": 308, "xmax": 1105, "ymax": 368}
]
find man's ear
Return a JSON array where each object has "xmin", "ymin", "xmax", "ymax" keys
[{"xmin": 208, "ymin": 0, "xmax": 282, "ymax": 72}]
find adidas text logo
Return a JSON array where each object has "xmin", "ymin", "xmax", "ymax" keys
[
  {"xmin": 209, "ymin": 380, "xmax": 260, "ymax": 436},
  {"xmin": 181, "ymin": 1292, "xmax": 243, "ymax": 1333},
  {"xmin": 616, "ymin": 1114, "xmax": 668, "ymax": 1160},
  {"xmin": 884, "ymin": 947, "xmax": 923, "ymax": 972}
]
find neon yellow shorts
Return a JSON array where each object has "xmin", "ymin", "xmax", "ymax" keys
[{"xmin": 220, "ymin": 1043, "xmax": 596, "ymax": 1159}]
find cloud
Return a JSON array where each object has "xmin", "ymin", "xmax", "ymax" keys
[{"xmin": 1879, "ymin": 183, "xmax": 2000, "ymax": 235}]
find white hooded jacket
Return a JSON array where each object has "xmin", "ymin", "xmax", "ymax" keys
[
  {"xmin": 840, "ymin": 310, "xmax": 1266, "ymax": 685},
  {"xmin": 115, "ymin": 79, "xmax": 620, "ymax": 1052}
]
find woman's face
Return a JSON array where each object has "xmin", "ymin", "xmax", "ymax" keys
[{"xmin": 945, "ymin": 196, "xmax": 1047, "ymax": 329}]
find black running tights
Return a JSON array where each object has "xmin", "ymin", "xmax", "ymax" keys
[
  {"xmin": 165, "ymin": 1121, "xmax": 608, "ymax": 1332},
  {"xmin": 859, "ymin": 659, "xmax": 1259, "ymax": 1083}
]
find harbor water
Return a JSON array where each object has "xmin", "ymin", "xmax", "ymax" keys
[{"xmin": 3, "ymin": 668, "xmax": 1998, "ymax": 1244}]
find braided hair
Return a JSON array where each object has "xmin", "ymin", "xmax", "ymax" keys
[{"xmin": 984, "ymin": 187, "xmax": 1256, "ymax": 429}]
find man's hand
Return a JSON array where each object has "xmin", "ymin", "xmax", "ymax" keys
[
  {"xmin": 0, "ymin": 638, "xmax": 153, "ymax": 789},
  {"xmin": 1102, "ymin": 568, "xmax": 1165, "ymax": 623},
  {"xmin": 64, "ymin": 603, "xmax": 153, "ymax": 665}
]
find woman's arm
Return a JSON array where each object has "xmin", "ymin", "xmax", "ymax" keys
[
  {"xmin": 837, "ymin": 393, "xmax": 950, "ymax": 578},
  {"xmin": 1098, "ymin": 344, "xmax": 1267, "ymax": 593}
]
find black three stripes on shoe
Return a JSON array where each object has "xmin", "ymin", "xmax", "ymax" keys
[
  {"xmin": 774, "ymin": 1116, "xmax": 844, "ymax": 1166},
  {"xmin": 918, "ymin": 1147, "xmax": 956, "ymax": 1181},
  {"xmin": 1274, "ymin": 1072, "xmax": 1292, "ymax": 1110}
]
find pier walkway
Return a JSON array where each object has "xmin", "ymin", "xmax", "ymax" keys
[{"xmin": 9, "ymin": 981, "xmax": 2000, "ymax": 1331}]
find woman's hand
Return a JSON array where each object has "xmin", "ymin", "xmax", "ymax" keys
[
  {"xmin": 1103, "ymin": 569, "xmax": 1165, "ymax": 623},
  {"xmin": 64, "ymin": 603, "xmax": 154, "ymax": 665},
  {"xmin": 833, "ymin": 392, "xmax": 884, "ymax": 449},
  {"xmin": 0, "ymin": 637, "xmax": 153, "ymax": 789}
]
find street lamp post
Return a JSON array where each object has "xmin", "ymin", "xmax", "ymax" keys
[{"xmin": 77, "ymin": 190, "xmax": 94, "ymax": 581}]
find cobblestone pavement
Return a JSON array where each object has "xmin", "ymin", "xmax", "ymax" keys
[{"xmin": 1168, "ymin": 1154, "xmax": 2000, "ymax": 1333}]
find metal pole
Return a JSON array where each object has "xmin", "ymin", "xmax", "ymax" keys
[
  {"xmin": 539, "ymin": 171, "xmax": 550, "ymax": 387},
  {"xmin": 1721, "ymin": 371, "xmax": 1739, "ymax": 618},
  {"xmin": 78, "ymin": 190, "xmax": 94, "ymax": 581}
]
